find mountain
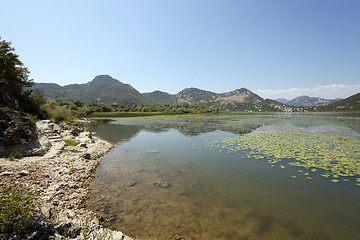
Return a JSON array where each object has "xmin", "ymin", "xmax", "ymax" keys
[
  {"xmin": 31, "ymin": 75, "xmax": 150, "ymax": 105},
  {"xmin": 32, "ymin": 75, "xmax": 357, "ymax": 112},
  {"xmin": 318, "ymin": 92, "xmax": 360, "ymax": 111},
  {"xmin": 143, "ymin": 90, "xmax": 174, "ymax": 104},
  {"xmin": 172, "ymin": 88, "xmax": 299, "ymax": 112},
  {"xmin": 275, "ymin": 95, "xmax": 341, "ymax": 106},
  {"xmin": 275, "ymin": 98, "xmax": 289, "ymax": 104}
]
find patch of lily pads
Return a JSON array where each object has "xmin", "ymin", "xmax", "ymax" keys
[{"xmin": 206, "ymin": 131, "xmax": 360, "ymax": 186}]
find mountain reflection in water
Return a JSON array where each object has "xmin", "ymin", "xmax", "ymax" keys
[{"xmin": 87, "ymin": 113, "xmax": 360, "ymax": 240}]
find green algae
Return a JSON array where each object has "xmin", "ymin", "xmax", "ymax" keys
[{"xmin": 206, "ymin": 131, "xmax": 360, "ymax": 185}]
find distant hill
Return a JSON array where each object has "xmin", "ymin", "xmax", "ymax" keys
[
  {"xmin": 172, "ymin": 87, "xmax": 301, "ymax": 112},
  {"xmin": 275, "ymin": 95, "xmax": 341, "ymax": 106},
  {"xmin": 275, "ymin": 98, "xmax": 289, "ymax": 104},
  {"xmin": 31, "ymin": 75, "xmax": 150, "ymax": 104},
  {"xmin": 318, "ymin": 92, "xmax": 360, "ymax": 111},
  {"xmin": 31, "ymin": 75, "xmax": 356, "ymax": 112},
  {"xmin": 143, "ymin": 90, "xmax": 174, "ymax": 104}
]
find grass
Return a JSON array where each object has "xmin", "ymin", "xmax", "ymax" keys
[
  {"xmin": 64, "ymin": 139, "xmax": 80, "ymax": 146},
  {"xmin": 0, "ymin": 187, "xmax": 38, "ymax": 234}
]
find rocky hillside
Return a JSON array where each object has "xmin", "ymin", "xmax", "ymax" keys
[
  {"xmin": 318, "ymin": 92, "xmax": 360, "ymax": 111},
  {"xmin": 143, "ymin": 90, "xmax": 174, "ymax": 104},
  {"xmin": 31, "ymin": 75, "xmax": 150, "ymax": 105},
  {"xmin": 32, "ymin": 74, "xmax": 358, "ymax": 112},
  {"xmin": 172, "ymin": 88, "xmax": 300, "ymax": 111},
  {"xmin": 276, "ymin": 95, "xmax": 341, "ymax": 106},
  {"xmin": 0, "ymin": 55, "xmax": 45, "ymax": 157},
  {"xmin": 0, "ymin": 108, "xmax": 47, "ymax": 157}
]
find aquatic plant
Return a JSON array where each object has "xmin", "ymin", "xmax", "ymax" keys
[{"xmin": 206, "ymin": 131, "xmax": 360, "ymax": 185}]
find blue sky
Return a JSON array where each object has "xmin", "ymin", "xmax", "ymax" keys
[{"xmin": 1, "ymin": 0, "xmax": 360, "ymax": 99}]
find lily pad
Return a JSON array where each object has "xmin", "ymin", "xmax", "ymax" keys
[{"xmin": 207, "ymin": 131, "xmax": 360, "ymax": 186}]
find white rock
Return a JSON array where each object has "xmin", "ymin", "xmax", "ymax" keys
[
  {"xmin": 1, "ymin": 171, "xmax": 12, "ymax": 176},
  {"xmin": 20, "ymin": 170, "xmax": 30, "ymax": 176}
]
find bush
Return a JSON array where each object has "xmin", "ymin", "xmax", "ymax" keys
[
  {"xmin": 8, "ymin": 152, "xmax": 23, "ymax": 161},
  {"xmin": 0, "ymin": 187, "xmax": 38, "ymax": 234},
  {"xmin": 41, "ymin": 100, "xmax": 75, "ymax": 123},
  {"xmin": 50, "ymin": 105, "xmax": 74, "ymax": 123}
]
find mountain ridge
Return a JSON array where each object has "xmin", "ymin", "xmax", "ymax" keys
[
  {"xmin": 143, "ymin": 90, "xmax": 175, "ymax": 104},
  {"xmin": 318, "ymin": 93, "xmax": 360, "ymax": 111},
  {"xmin": 171, "ymin": 87, "xmax": 298, "ymax": 112},
  {"xmin": 30, "ymin": 75, "xmax": 359, "ymax": 112},
  {"xmin": 32, "ymin": 75, "xmax": 150, "ymax": 104},
  {"xmin": 276, "ymin": 95, "xmax": 341, "ymax": 106}
]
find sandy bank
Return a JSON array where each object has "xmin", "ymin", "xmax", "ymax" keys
[{"xmin": 0, "ymin": 120, "xmax": 132, "ymax": 240}]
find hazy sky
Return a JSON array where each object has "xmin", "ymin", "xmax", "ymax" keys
[{"xmin": 1, "ymin": 0, "xmax": 360, "ymax": 99}]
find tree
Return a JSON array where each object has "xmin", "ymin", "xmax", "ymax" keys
[{"xmin": 0, "ymin": 38, "xmax": 34, "ymax": 110}]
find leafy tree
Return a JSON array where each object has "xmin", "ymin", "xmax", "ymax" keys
[
  {"xmin": 73, "ymin": 100, "xmax": 84, "ymax": 108},
  {"xmin": 0, "ymin": 38, "xmax": 41, "ymax": 115}
]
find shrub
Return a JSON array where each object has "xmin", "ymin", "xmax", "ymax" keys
[
  {"xmin": 41, "ymin": 100, "xmax": 76, "ymax": 123},
  {"xmin": 50, "ymin": 105, "xmax": 74, "ymax": 123},
  {"xmin": 0, "ymin": 187, "xmax": 38, "ymax": 234},
  {"xmin": 8, "ymin": 152, "xmax": 23, "ymax": 161}
]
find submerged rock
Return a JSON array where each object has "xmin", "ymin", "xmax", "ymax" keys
[
  {"xmin": 153, "ymin": 181, "xmax": 170, "ymax": 188},
  {"xmin": 127, "ymin": 181, "xmax": 137, "ymax": 187}
]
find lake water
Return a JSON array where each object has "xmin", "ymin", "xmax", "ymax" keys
[{"xmin": 87, "ymin": 113, "xmax": 360, "ymax": 240}]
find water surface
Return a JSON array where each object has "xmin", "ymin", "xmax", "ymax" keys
[{"xmin": 88, "ymin": 113, "xmax": 360, "ymax": 240}]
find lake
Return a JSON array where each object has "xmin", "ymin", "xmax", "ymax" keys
[{"xmin": 87, "ymin": 113, "xmax": 360, "ymax": 240}]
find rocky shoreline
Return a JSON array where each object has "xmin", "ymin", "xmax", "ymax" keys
[{"xmin": 0, "ymin": 120, "xmax": 132, "ymax": 240}]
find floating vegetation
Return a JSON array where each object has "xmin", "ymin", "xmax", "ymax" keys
[{"xmin": 206, "ymin": 131, "xmax": 360, "ymax": 186}]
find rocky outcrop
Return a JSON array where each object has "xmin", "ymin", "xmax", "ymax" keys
[
  {"xmin": 0, "ymin": 109, "xmax": 50, "ymax": 157},
  {"xmin": 172, "ymin": 87, "xmax": 265, "ymax": 110},
  {"xmin": 0, "ymin": 121, "xmax": 132, "ymax": 240}
]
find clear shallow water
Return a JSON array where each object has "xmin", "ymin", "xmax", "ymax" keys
[{"xmin": 88, "ymin": 113, "xmax": 360, "ymax": 240}]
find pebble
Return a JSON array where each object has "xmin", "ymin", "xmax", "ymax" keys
[
  {"xmin": 20, "ymin": 170, "xmax": 30, "ymax": 176},
  {"xmin": 1, "ymin": 171, "xmax": 13, "ymax": 176},
  {"xmin": 82, "ymin": 153, "xmax": 91, "ymax": 159}
]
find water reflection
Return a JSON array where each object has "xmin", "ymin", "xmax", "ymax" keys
[{"xmin": 87, "ymin": 113, "xmax": 360, "ymax": 240}]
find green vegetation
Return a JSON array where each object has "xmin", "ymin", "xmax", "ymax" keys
[
  {"xmin": 38, "ymin": 99, "xmax": 218, "ymax": 122},
  {"xmin": 90, "ymin": 112, "xmax": 169, "ymax": 118},
  {"xmin": 8, "ymin": 152, "xmax": 23, "ymax": 161},
  {"xmin": 0, "ymin": 38, "xmax": 44, "ymax": 116},
  {"xmin": 64, "ymin": 139, "xmax": 80, "ymax": 146},
  {"xmin": 143, "ymin": 90, "xmax": 174, "ymax": 104},
  {"xmin": 318, "ymin": 93, "xmax": 360, "ymax": 112},
  {"xmin": 0, "ymin": 187, "xmax": 38, "ymax": 234},
  {"xmin": 84, "ymin": 102, "xmax": 217, "ymax": 114},
  {"xmin": 207, "ymin": 131, "xmax": 360, "ymax": 185},
  {"xmin": 31, "ymin": 75, "xmax": 150, "ymax": 105},
  {"xmin": 41, "ymin": 100, "xmax": 76, "ymax": 123}
]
